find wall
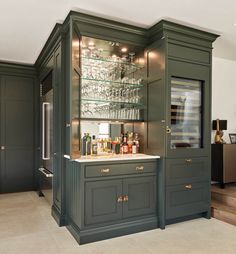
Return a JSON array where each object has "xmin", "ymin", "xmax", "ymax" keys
[{"xmin": 212, "ymin": 56, "xmax": 236, "ymax": 143}]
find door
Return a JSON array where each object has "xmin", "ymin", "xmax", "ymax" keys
[
  {"xmin": 123, "ymin": 176, "xmax": 156, "ymax": 218},
  {"xmin": 0, "ymin": 75, "xmax": 35, "ymax": 193},
  {"xmin": 166, "ymin": 60, "xmax": 210, "ymax": 158},
  {"xmin": 85, "ymin": 179, "xmax": 123, "ymax": 225},
  {"xmin": 65, "ymin": 22, "xmax": 81, "ymax": 159}
]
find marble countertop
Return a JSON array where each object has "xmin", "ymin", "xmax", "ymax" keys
[{"xmin": 71, "ymin": 153, "xmax": 160, "ymax": 163}]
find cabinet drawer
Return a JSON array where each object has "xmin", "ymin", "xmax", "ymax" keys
[
  {"xmin": 166, "ymin": 157, "xmax": 209, "ymax": 185},
  {"xmin": 166, "ymin": 182, "xmax": 210, "ymax": 220},
  {"xmin": 85, "ymin": 161, "xmax": 157, "ymax": 178}
]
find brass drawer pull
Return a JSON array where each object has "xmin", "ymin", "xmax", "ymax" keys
[
  {"xmin": 185, "ymin": 159, "xmax": 192, "ymax": 163},
  {"xmin": 117, "ymin": 196, "xmax": 123, "ymax": 203},
  {"xmin": 185, "ymin": 184, "xmax": 192, "ymax": 190},
  {"xmin": 123, "ymin": 195, "xmax": 129, "ymax": 202},
  {"xmin": 136, "ymin": 166, "xmax": 144, "ymax": 171},
  {"xmin": 101, "ymin": 168, "xmax": 110, "ymax": 173}
]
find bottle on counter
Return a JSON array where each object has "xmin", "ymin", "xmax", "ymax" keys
[
  {"xmin": 132, "ymin": 141, "xmax": 137, "ymax": 154},
  {"xmin": 85, "ymin": 133, "xmax": 91, "ymax": 156},
  {"xmin": 127, "ymin": 132, "xmax": 134, "ymax": 154},
  {"xmin": 91, "ymin": 135, "xmax": 97, "ymax": 155},
  {"xmin": 122, "ymin": 132, "xmax": 128, "ymax": 154},
  {"xmin": 81, "ymin": 133, "xmax": 87, "ymax": 156},
  {"xmin": 134, "ymin": 133, "xmax": 140, "ymax": 153}
]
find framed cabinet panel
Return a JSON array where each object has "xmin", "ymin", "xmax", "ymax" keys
[
  {"xmin": 123, "ymin": 176, "xmax": 156, "ymax": 218},
  {"xmin": 85, "ymin": 179, "xmax": 123, "ymax": 225}
]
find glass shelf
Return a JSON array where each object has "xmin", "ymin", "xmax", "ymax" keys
[
  {"xmin": 80, "ymin": 118, "xmax": 144, "ymax": 123},
  {"xmin": 81, "ymin": 98, "xmax": 144, "ymax": 107},
  {"xmin": 81, "ymin": 77, "xmax": 144, "ymax": 88},
  {"xmin": 81, "ymin": 56, "xmax": 144, "ymax": 69}
]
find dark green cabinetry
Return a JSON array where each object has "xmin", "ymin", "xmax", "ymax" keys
[
  {"xmin": 166, "ymin": 181, "xmax": 210, "ymax": 220},
  {"xmin": 123, "ymin": 177, "xmax": 156, "ymax": 218},
  {"xmin": 146, "ymin": 21, "xmax": 218, "ymax": 223},
  {"xmin": 85, "ymin": 179, "xmax": 123, "ymax": 225},
  {"xmin": 66, "ymin": 159, "xmax": 158, "ymax": 244},
  {"xmin": 34, "ymin": 11, "xmax": 219, "ymax": 244}
]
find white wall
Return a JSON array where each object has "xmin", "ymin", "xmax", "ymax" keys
[{"xmin": 212, "ymin": 56, "xmax": 236, "ymax": 143}]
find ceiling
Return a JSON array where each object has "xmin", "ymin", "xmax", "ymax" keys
[{"xmin": 1, "ymin": 0, "xmax": 236, "ymax": 64}]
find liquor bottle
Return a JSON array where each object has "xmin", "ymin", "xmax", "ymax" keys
[
  {"xmin": 122, "ymin": 132, "xmax": 128, "ymax": 154},
  {"xmin": 134, "ymin": 133, "xmax": 140, "ymax": 153},
  {"xmin": 86, "ymin": 133, "xmax": 91, "ymax": 155},
  {"xmin": 81, "ymin": 133, "xmax": 87, "ymax": 156},
  {"xmin": 132, "ymin": 142, "xmax": 137, "ymax": 154},
  {"xmin": 91, "ymin": 135, "xmax": 97, "ymax": 155},
  {"xmin": 127, "ymin": 132, "xmax": 133, "ymax": 154}
]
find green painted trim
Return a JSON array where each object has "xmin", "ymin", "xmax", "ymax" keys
[
  {"xmin": 0, "ymin": 61, "xmax": 36, "ymax": 77},
  {"xmin": 63, "ymin": 11, "xmax": 148, "ymax": 47},
  {"xmin": 67, "ymin": 216, "xmax": 158, "ymax": 244},
  {"xmin": 69, "ymin": 11, "xmax": 147, "ymax": 37},
  {"xmin": 35, "ymin": 23, "xmax": 62, "ymax": 70},
  {"xmin": 52, "ymin": 204, "xmax": 66, "ymax": 226},
  {"xmin": 148, "ymin": 20, "xmax": 219, "ymax": 45}
]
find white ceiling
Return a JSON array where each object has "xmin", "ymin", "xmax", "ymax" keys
[{"xmin": 1, "ymin": 0, "xmax": 236, "ymax": 64}]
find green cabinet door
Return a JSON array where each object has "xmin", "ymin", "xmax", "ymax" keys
[
  {"xmin": 85, "ymin": 179, "xmax": 123, "ymax": 225},
  {"xmin": 166, "ymin": 60, "xmax": 210, "ymax": 158},
  {"xmin": 0, "ymin": 75, "xmax": 35, "ymax": 193},
  {"xmin": 123, "ymin": 176, "xmax": 156, "ymax": 218}
]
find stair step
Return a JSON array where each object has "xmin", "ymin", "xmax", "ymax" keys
[
  {"xmin": 212, "ymin": 192, "xmax": 236, "ymax": 209},
  {"xmin": 212, "ymin": 183, "xmax": 236, "ymax": 198},
  {"xmin": 211, "ymin": 201, "xmax": 236, "ymax": 226}
]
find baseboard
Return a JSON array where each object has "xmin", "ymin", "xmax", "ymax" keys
[
  {"xmin": 51, "ymin": 205, "xmax": 66, "ymax": 226},
  {"xmin": 66, "ymin": 216, "xmax": 158, "ymax": 245},
  {"xmin": 166, "ymin": 212, "xmax": 210, "ymax": 225}
]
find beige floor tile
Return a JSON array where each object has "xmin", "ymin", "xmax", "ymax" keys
[{"xmin": 1, "ymin": 191, "xmax": 236, "ymax": 254}]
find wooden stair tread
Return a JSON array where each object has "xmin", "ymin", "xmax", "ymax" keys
[
  {"xmin": 211, "ymin": 200, "xmax": 236, "ymax": 215},
  {"xmin": 211, "ymin": 184, "xmax": 236, "ymax": 198}
]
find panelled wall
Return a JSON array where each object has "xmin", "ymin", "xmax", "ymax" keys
[{"xmin": 0, "ymin": 62, "xmax": 38, "ymax": 193}]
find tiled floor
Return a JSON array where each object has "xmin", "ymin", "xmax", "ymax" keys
[{"xmin": 1, "ymin": 192, "xmax": 236, "ymax": 254}]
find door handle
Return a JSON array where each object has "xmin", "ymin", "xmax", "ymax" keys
[
  {"xmin": 38, "ymin": 168, "xmax": 53, "ymax": 178},
  {"xmin": 166, "ymin": 126, "xmax": 171, "ymax": 134}
]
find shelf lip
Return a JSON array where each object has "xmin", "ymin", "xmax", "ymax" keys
[
  {"xmin": 80, "ymin": 118, "xmax": 144, "ymax": 123},
  {"xmin": 81, "ymin": 77, "xmax": 144, "ymax": 87},
  {"xmin": 81, "ymin": 56, "xmax": 144, "ymax": 68},
  {"xmin": 81, "ymin": 98, "xmax": 144, "ymax": 107}
]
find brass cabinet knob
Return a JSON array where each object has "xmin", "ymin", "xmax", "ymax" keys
[
  {"xmin": 1, "ymin": 146, "xmax": 5, "ymax": 150},
  {"xmin": 101, "ymin": 168, "xmax": 110, "ymax": 173},
  {"xmin": 123, "ymin": 195, "xmax": 129, "ymax": 202},
  {"xmin": 136, "ymin": 166, "xmax": 144, "ymax": 171},
  {"xmin": 117, "ymin": 196, "xmax": 123, "ymax": 203},
  {"xmin": 166, "ymin": 126, "xmax": 171, "ymax": 134},
  {"xmin": 185, "ymin": 184, "xmax": 192, "ymax": 190},
  {"xmin": 66, "ymin": 123, "xmax": 71, "ymax": 127},
  {"xmin": 185, "ymin": 158, "xmax": 192, "ymax": 163}
]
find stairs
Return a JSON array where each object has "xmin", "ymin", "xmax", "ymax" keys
[{"xmin": 211, "ymin": 184, "xmax": 236, "ymax": 226}]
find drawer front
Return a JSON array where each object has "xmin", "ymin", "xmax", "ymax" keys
[
  {"xmin": 166, "ymin": 182, "xmax": 210, "ymax": 220},
  {"xmin": 85, "ymin": 161, "xmax": 157, "ymax": 178},
  {"xmin": 166, "ymin": 157, "xmax": 209, "ymax": 186}
]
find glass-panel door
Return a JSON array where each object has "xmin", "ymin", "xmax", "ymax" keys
[{"xmin": 170, "ymin": 77, "xmax": 202, "ymax": 149}]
